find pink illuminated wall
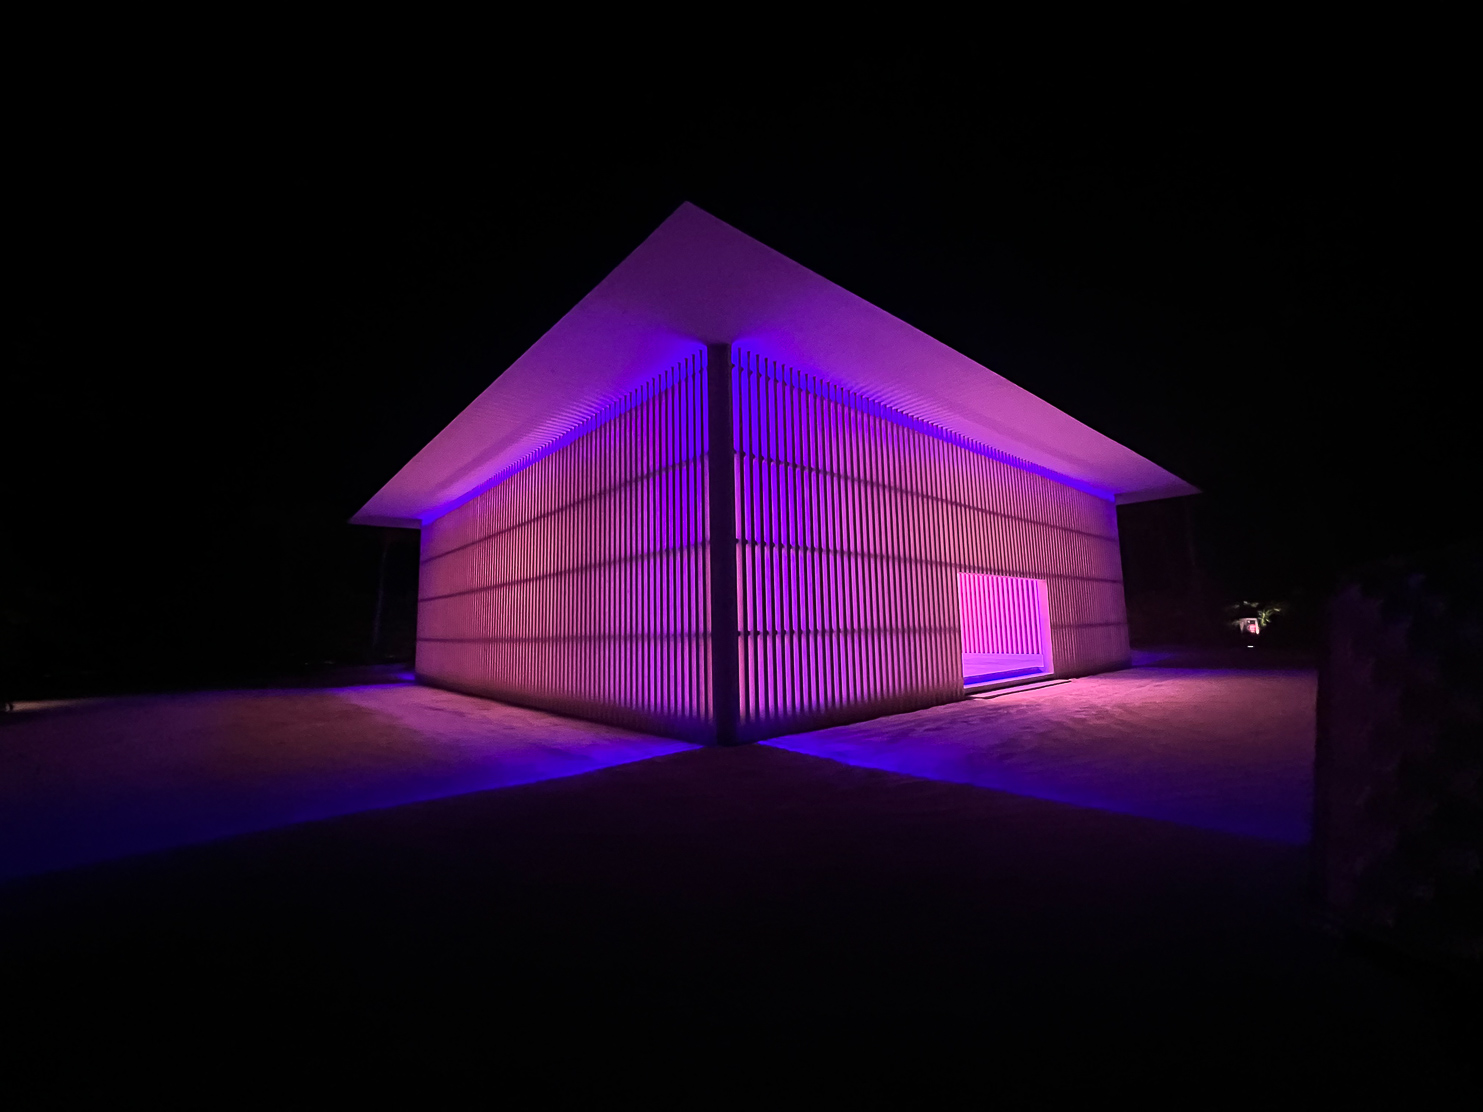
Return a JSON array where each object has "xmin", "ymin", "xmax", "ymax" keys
[
  {"xmin": 417, "ymin": 353, "xmax": 714, "ymax": 739},
  {"xmin": 958, "ymin": 573, "xmax": 1054, "ymax": 684},
  {"xmin": 731, "ymin": 352, "xmax": 1128, "ymax": 740},
  {"xmin": 958, "ymin": 574, "xmax": 1050, "ymax": 656},
  {"xmin": 416, "ymin": 348, "xmax": 1129, "ymax": 743}
]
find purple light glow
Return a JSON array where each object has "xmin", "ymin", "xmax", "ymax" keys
[
  {"xmin": 421, "ymin": 348, "xmax": 707, "ymax": 527},
  {"xmin": 731, "ymin": 351, "xmax": 1128, "ymax": 740},
  {"xmin": 354, "ymin": 203, "xmax": 1196, "ymax": 529},
  {"xmin": 0, "ymin": 684, "xmax": 696, "ymax": 883},
  {"xmin": 958, "ymin": 572, "xmax": 1054, "ymax": 685},
  {"xmin": 764, "ymin": 663, "xmax": 1316, "ymax": 844},
  {"xmin": 417, "ymin": 353, "xmax": 715, "ymax": 742},
  {"xmin": 734, "ymin": 348, "xmax": 1114, "ymax": 500},
  {"xmin": 380, "ymin": 204, "xmax": 1189, "ymax": 747},
  {"xmin": 415, "ymin": 348, "xmax": 1131, "ymax": 744}
]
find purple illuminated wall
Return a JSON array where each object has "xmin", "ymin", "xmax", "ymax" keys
[
  {"xmin": 957, "ymin": 573, "xmax": 1054, "ymax": 684},
  {"xmin": 417, "ymin": 353, "xmax": 714, "ymax": 740},
  {"xmin": 958, "ymin": 574, "xmax": 1050, "ymax": 657},
  {"xmin": 417, "ymin": 349, "xmax": 1129, "ymax": 743},
  {"xmin": 731, "ymin": 352, "xmax": 1127, "ymax": 740}
]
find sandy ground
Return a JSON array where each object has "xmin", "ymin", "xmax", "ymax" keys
[
  {"xmin": 769, "ymin": 663, "xmax": 1316, "ymax": 842},
  {"xmin": 0, "ymin": 682, "xmax": 691, "ymax": 881},
  {"xmin": 0, "ymin": 658, "xmax": 1473, "ymax": 1094},
  {"xmin": 2, "ymin": 661, "xmax": 1311, "ymax": 881}
]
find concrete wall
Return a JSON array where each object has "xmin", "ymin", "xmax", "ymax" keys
[
  {"xmin": 416, "ymin": 350, "xmax": 1129, "ymax": 743},
  {"xmin": 416, "ymin": 354, "xmax": 715, "ymax": 740},
  {"xmin": 731, "ymin": 351, "xmax": 1128, "ymax": 740}
]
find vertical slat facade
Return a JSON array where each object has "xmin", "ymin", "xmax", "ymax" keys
[
  {"xmin": 416, "ymin": 352, "xmax": 713, "ymax": 740},
  {"xmin": 958, "ymin": 574, "xmax": 1049, "ymax": 656},
  {"xmin": 733, "ymin": 351, "xmax": 1128, "ymax": 741},
  {"xmin": 414, "ymin": 347, "xmax": 1129, "ymax": 745}
]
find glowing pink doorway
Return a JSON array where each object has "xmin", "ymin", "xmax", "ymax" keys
[{"xmin": 958, "ymin": 573, "xmax": 1054, "ymax": 687}]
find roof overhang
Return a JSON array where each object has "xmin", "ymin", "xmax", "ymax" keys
[{"xmin": 352, "ymin": 203, "xmax": 1198, "ymax": 527}]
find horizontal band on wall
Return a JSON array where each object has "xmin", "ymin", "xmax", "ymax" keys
[
  {"xmin": 419, "ymin": 543, "xmax": 710, "ymax": 603},
  {"xmin": 420, "ymin": 457, "xmax": 708, "ymax": 567},
  {"xmin": 421, "ymin": 556, "xmax": 1122, "ymax": 607}
]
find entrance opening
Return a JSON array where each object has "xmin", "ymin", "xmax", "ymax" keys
[{"xmin": 958, "ymin": 573, "xmax": 1054, "ymax": 687}]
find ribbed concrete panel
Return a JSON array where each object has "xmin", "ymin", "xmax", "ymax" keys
[
  {"xmin": 732, "ymin": 352, "xmax": 1129, "ymax": 740},
  {"xmin": 414, "ymin": 347, "xmax": 1129, "ymax": 745},
  {"xmin": 959, "ymin": 574, "xmax": 1047, "ymax": 655},
  {"xmin": 417, "ymin": 353, "xmax": 713, "ymax": 740}
]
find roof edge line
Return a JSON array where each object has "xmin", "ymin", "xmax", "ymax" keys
[
  {"xmin": 1114, "ymin": 483, "xmax": 1202, "ymax": 506},
  {"xmin": 349, "ymin": 514, "xmax": 423, "ymax": 528}
]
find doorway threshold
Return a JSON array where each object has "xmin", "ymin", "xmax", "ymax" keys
[{"xmin": 966, "ymin": 676, "xmax": 1071, "ymax": 699}]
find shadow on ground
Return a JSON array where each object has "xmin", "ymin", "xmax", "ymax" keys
[
  {"xmin": 2, "ymin": 744, "xmax": 1475, "ymax": 1096},
  {"xmin": 0, "ymin": 683, "xmax": 692, "ymax": 881},
  {"xmin": 769, "ymin": 663, "xmax": 1317, "ymax": 842}
]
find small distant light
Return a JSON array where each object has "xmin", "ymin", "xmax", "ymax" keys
[{"xmin": 1247, "ymin": 645, "xmax": 1255, "ymax": 649}]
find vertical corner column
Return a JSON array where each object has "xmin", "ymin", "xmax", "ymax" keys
[{"xmin": 707, "ymin": 341, "xmax": 740, "ymax": 744}]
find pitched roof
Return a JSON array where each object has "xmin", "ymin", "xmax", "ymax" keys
[{"xmin": 352, "ymin": 203, "xmax": 1196, "ymax": 527}]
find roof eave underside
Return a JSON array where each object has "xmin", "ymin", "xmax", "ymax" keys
[{"xmin": 352, "ymin": 203, "xmax": 1198, "ymax": 527}]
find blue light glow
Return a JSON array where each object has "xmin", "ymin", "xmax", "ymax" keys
[
  {"xmin": 762, "ymin": 663, "xmax": 1316, "ymax": 845},
  {"xmin": 0, "ymin": 683, "xmax": 696, "ymax": 883}
]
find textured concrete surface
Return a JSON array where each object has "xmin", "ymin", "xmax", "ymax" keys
[
  {"xmin": 768, "ymin": 661, "xmax": 1316, "ymax": 842},
  {"xmin": 2, "ymin": 658, "xmax": 1314, "ymax": 882},
  {"xmin": 0, "ymin": 681, "xmax": 692, "ymax": 881},
  {"xmin": 1, "ymin": 659, "xmax": 1474, "ymax": 1096}
]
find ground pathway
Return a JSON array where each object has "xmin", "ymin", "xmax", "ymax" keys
[
  {"xmin": 0, "ymin": 655, "xmax": 1473, "ymax": 1093},
  {"xmin": 769, "ymin": 654, "xmax": 1316, "ymax": 842},
  {"xmin": 2, "ymin": 654, "xmax": 1312, "ymax": 881}
]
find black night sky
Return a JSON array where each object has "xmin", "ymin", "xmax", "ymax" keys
[{"xmin": 7, "ymin": 63, "xmax": 1473, "ymax": 697}]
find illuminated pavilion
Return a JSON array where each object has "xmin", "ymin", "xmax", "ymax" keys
[{"xmin": 353, "ymin": 204, "xmax": 1196, "ymax": 743}]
